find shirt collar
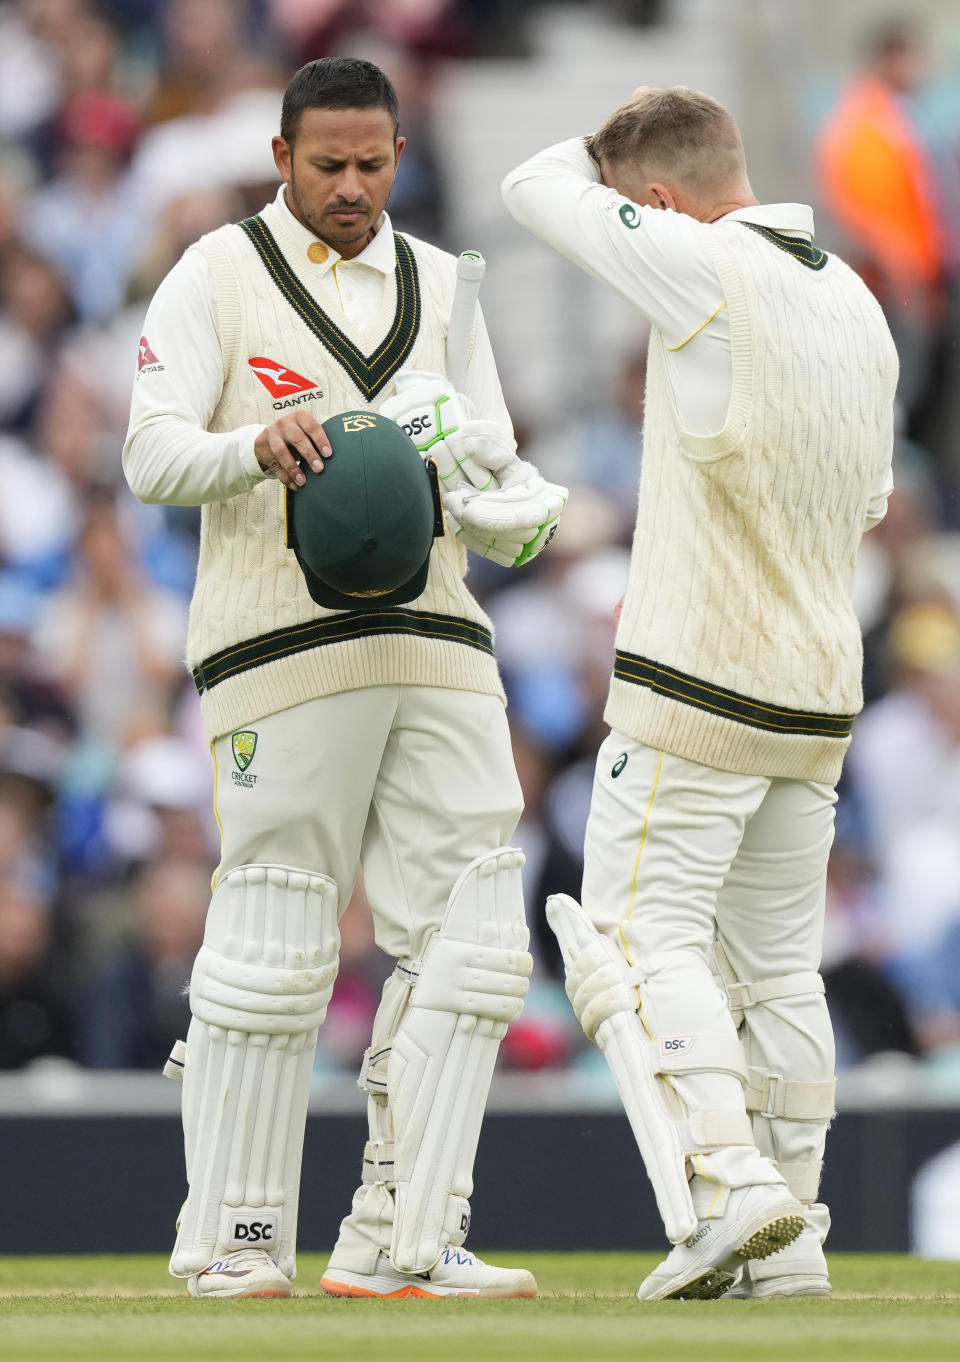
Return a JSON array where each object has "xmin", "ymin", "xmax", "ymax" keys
[
  {"xmin": 273, "ymin": 184, "xmax": 396, "ymax": 276},
  {"xmin": 719, "ymin": 202, "xmax": 816, "ymax": 239}
]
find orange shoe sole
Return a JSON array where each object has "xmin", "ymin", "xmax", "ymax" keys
[{"xmin": 320, "ymin": 1276, "xmax": 455, "ymax": 1299}]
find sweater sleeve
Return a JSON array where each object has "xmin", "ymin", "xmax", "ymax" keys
[
  {"xmin": 122, "ymin": 247, "xmax": 267, "ymax": 507},
  {"xmin": 501, "ymin": 136, "xmax": 725, "ymax": 347},
  {"xmin": 863, "ymin": 347, "xmax": 898, "ymax": 532}
]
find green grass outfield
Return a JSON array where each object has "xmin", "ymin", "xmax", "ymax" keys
[{"xmin": 1, "ymin": 1254, "xmax": 958, "ymax": 1362}]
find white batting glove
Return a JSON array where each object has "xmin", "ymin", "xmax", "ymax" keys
[
  {"xmin": 379, "ymin": 370, "xmax": 490, "ymax": 490},
  {"xmin": 451, "ymin": 523, "xmax": 521, "ymax": 568},
  {"xmin": 446, "ymin": 471, "xmax": 568, "ymax": 567}
]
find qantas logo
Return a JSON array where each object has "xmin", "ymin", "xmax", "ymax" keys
[
  {"xmin": 137, "ymin": 336, "xmax": 164, "ymax": 375},
  {"xmin": 248, "ymin": 355, "xmax": 323, "ymax": 408}
]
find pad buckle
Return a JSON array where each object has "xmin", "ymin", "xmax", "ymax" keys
[{"xmin": 761, "ymin": 1072, "xmax": 783, "ymax": 1119}]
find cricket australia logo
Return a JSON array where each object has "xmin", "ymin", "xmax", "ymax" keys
[{"xmin": 231, "ymin": 731, "xmax": 258, "ymax": 788}]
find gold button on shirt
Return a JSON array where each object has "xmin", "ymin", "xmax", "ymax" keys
[{"xmin": 307, "ymin": 241, "xmax": 329, "ymax": 265}]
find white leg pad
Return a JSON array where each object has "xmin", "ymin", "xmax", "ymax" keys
[
  {"xmin": 547, "ymin": 894, "xmax": 780, "ymax": 1245},
  {"xmin": 548, "ymin": 893, "xmax": 698, "ymax": 1243},
  {"xmin": 168, "ymin": 864, "xmax": 339, "ymax": 1279},
  {"xmin": 712, "ymin": 941, "xmax": 835, "ymax": 1228},
  {"xmin": 388, "ymin": 847, "xmax": 532, "ymax": 1272}
]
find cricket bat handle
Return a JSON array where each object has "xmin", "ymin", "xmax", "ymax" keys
[{"xmin": 446, "ymin": 250, "xmax": 486, "ymax": 391}]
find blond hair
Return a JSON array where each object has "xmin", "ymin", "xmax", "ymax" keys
[{"xmin": 588, "ymin": 87, "xmax": 745, "ymax": 193}]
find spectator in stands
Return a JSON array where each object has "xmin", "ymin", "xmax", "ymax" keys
[
  {"xmin": 147, "ymin": 0, "xmax": 283, "ymax": 124},
  {"xmin": 0, "ymin": 882, "xmax": 70, "ymax": 1069},
  {"xmin": 0, "ymin": 243, "xmax": 76, "ymax": 432},
  {"xmin": 847, "ymin": 601, "xmax": 960, "ymax": 1052},
  {"xmin": 31, "ymin": 490, "xmax": 187, "ymax": 747},
  {"xmin": 816, "ymin": 22, "xmax": 952, "ymax": 430},
  {"xmin": 78, "ymin": 857, "xmax": 209, "ymax": 1068},
  {"xmin": 23, "ymin": 89, "xmax": 144, "ymax": 320}
]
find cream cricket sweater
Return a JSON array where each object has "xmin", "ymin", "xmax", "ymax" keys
[
  {"xmin": 184, "ymin": 199, "xmax": 503, "ymax": 739},
  {"xmin": 607, "ymin": 222, "xmax": 899, "ymax": 784}
]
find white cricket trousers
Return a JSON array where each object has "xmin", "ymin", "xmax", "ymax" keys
[
  {"xmin": 582, "ymin": 730, "xmax": 837, "ymax": 1189},
  {"xmin": 212, "ymin": 684, "xmax": 523, "ymax": 957}
]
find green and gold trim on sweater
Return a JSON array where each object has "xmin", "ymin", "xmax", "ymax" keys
[
  {"xmin": 740, "ymin": 223, "xmax": 828, "ymax": 271},
  {"xmin": 238, "ymin": 215, "xmax": 421, "ymax": 398},
  {"xmin": 613, "ymin": 651, "xmax": 854, "ymax": 738},
  {"xmin": 193, "ymin": 609, "xmax": 495, "ymax": 695}
]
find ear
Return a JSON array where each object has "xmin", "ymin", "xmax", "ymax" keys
[
  {"xmin": 647, "ymin": 180, "xmax": 676, "ymax": 211},
  {"xmin": 272, "ymin": 135, "xmax": 292, "ymax": 183},
  {"xmin": 394, "ymin": 134, "xmax": 406, "ymax": 167}
]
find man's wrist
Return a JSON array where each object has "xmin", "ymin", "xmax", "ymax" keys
[{"xmin": 240, "ymin": 426, "xmax": 270, "ymax": 482}]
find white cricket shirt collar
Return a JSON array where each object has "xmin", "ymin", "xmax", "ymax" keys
[
  {"xmin": 274, "ymin": 184, "xmax": 397, "ymax": 275},
  {"xmin": 719, "ymin": 202, "xmax": 816, "ymax": 239}
]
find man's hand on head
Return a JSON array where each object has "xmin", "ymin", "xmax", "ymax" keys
[{"xmin": 254, "ymin": 411, "xmax": 333, "ymax": 489}]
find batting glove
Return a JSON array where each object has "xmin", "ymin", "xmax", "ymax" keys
[
  {"xmin": 446, "ymin": 471, "xmax": 568, "ymax": 567},
  {"xmin": 379, "ymin": 370, "xmax": 490, "ymax": 490}
]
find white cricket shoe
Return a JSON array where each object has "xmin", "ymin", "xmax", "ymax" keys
[
  {"xmin": 320, "ymin": 1247, "xmax": 537, "ymax": 1299},
  {"xmin": 723, "ymin": 1224, "xmax": 831, "ymax": 1298},
  {"xmin": 636, "ymin": 1183, "xmax": 807, "ymax": 1301},
  {"xmin": 187, "ymin": 1249, "xmax": 292, "ymax": 1298},
  {"xmin": 724, "ymin": 1270, "xmax": 831, "ymax": 1299}
]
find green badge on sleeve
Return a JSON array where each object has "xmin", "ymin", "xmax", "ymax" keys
[{"xmin": 619, "ymin": 203, "xmax": 641, "ymax": 229}]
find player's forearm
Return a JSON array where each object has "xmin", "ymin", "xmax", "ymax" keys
[
  {"xmin": 123, "ymin": 416, "xmax": 266, "ymax": 506},
  {"xmin": 502, "ymin": 137, "xmax": 694, "ymax": 331},
  {"xmin": 502, "ymin": 137, "xmax": 607, "ymax": 274}
]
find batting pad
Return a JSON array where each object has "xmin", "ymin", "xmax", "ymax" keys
[
  {"xmin": 169, "ymin": 864, "xmax": 339, "ymax": 1279},
  {"xmin": 388, "ymin": 847, "xmax": 533, "ymax": 1273},
  {"xmin": 549, "ymin": 892, "xmax": 779, "ymax": 1244}
]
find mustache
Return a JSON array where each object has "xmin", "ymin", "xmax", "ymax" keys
[{"xmin": 326, "ymin": 197, "xmax": 371, "ymax": 212}]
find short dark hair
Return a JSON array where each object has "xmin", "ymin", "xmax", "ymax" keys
[{"xmin": 280, "ymin": 57, "xmax": 400, "ymax": 145}]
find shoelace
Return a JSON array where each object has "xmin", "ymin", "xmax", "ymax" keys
[{"xmin": 203, "ymin": 1249, "xmax": 276, "ymax": 1274}]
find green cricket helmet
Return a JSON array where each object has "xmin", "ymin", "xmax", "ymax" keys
[{"xmin": 286, "ymin": 410, "xmax": 444, "ymax": 611}]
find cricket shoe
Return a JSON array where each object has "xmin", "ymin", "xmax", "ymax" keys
[
  {"xmin": 187, "ymin": 1249, "xmax": 292, "ymax": 1298},
  {"xmin": 636, "ymin": 1183, "xmax": 807, "ymax": 1301},
  {"xmin": 320, "ymin": 1247, "xmax": 537, "ymax": 1299},
  {"xmin": 723, "ymin": 1224, "xmax": 831, "ymax": 1298},
  {"xmin": 723, "ymin": 1270, "xmax": 831, "ymax": 1299}
]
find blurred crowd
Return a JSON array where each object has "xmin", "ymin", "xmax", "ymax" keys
[{"xmin": 1, "ymin": 1, "xmax": 959, "ymax": 1097}]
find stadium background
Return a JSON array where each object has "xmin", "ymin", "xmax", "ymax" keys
[{"xmin": 0, "ymin": 0, "xmax": 959, "ymax": 1258}]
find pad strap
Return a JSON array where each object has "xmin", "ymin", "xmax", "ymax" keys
[
  {"xmin": 745, "ymin": 1068, "xmax": 837, "ymax": 1120},
  {"xmin": 776, "ymin": 1158, "xmax": 824, "ymax": 1203},
  {"xmin": 680, "ymin": 1109, "xmax": 754, "ymax": 1151},
  {"xmin": 163, "ymin": 1038, "xmax": 187, "ymax": 1084},
  {"xmin": 362, "ymin": 1140, "xmax": 396, "ymax": 1187},
  {"xmin": 713, "ymin": 942, "xmax": 825, "ymax": 1028},
  {"xmin": 728, "ymin": 972, "xmax": 825, "ymax": 1012},
  {"xmin": 358, "ymin": 1043, "xmax": 391, "ymax": 1101}
]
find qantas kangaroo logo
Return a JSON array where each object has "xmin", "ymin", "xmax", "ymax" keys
[{"xmin": 248, "ymin": 356, "xmax": 323, "ymax": 408}]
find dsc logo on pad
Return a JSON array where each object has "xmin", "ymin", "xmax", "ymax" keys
[
  {"xmin": 660, "ymin": 1035, "xmax": 694, "ymax": 1058},
  {"xmin": 228, "ymin": 1214, "xmax": 277, "ymax": 1246}
]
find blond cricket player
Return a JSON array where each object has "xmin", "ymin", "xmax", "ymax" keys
[
  {"xmin": 503, "ymin": 87, "xmax": 898, "ymax": 1300},
  {"xmin": 123, "ymin": 56, "xmax": 565, "ymax": 1300}
]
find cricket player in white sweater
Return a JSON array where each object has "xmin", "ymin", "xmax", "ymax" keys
[
  {"xmin": 503, "ymin": 87, "xmax": 898, "ymax": 1300},
  {"xmin": 124, "ymin": 57, "xmax": 565, "ymax": 1300}
]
